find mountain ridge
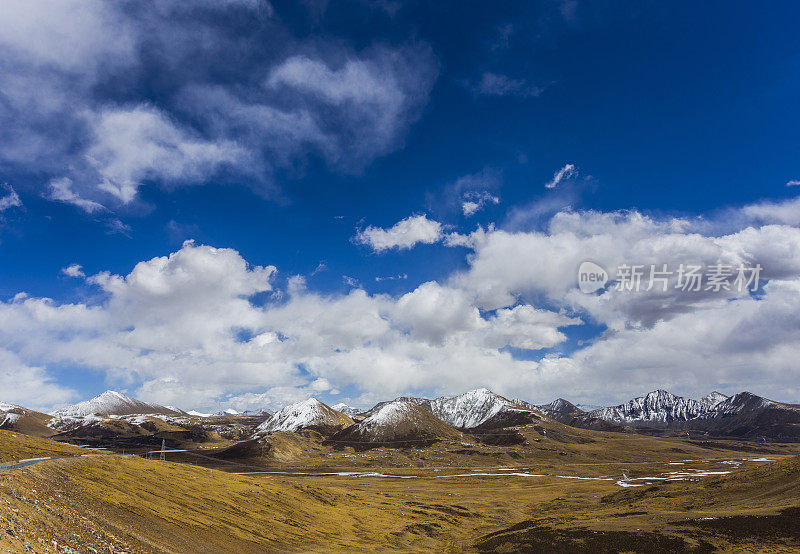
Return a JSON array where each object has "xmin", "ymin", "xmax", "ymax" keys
[{"xmin": 11, "ymin": 386, "xmax": 800, "ymax": 444}]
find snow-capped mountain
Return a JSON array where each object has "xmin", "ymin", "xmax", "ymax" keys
[
  {"xmin": 253, "ymin": 398, "xmax": 353, "ymax": 436},
  {"xmin": 1, "ymin": 401, "xmax": 57, "ymax": 437},
  {"xmin": 329, "ymin": 400, "xmax": 458, "ymax": 444},
  {"xmin": 331, "ymin": 403, "xmax": 361, "ymax": 416},
  {"xmin": 427, "ymin": 388, "xmax": 523, "ymax": 429},
  {"xmin": 0, "ymin": 401, "xmax": 21, "ymax": 413},
  {"xmin": 578, "ymin": 389, "xmax": 800, "ymax": 441},
  {"xmin": 51, "ymin": 390, "xmax": 183, "ymax": 418},
  {"xmin": 0, "ymin": 402, "xmax": 27, "ymax": 428},
  {"xmin": 515, "ymin": 397, "xmax": 584, "ymax": 418},
  {"xmin": 241, "ymin": 409, "xmax": 272, "ymax": 416},
  {"xmin": 533, "ymin": 398, "xmax": 585, "ymax": 424},
  {"xmin": 360, "ymin": 401, "xmax": 420, "ymax": 431},
  {"xmin": 588, "ymin": 390, "xmax": 710, "ymax": 426},
  {"xmin": 696, "ymin": 391, "xmax": 787, "ymax": 421},
  {"xmin": 11, "ymin": 386, "xmax": 793, "ymax": 445},
  {"xmin": 362, "ymin": 389, "xmax": 538, "ymax": 430},
  {"xmin": 688, "ymin": 392, "xmax": 800, "ymax": 441},
  {"xmin": 503, "ymin": 389, "xmax": 800, "ymax": 441},
  {"xmin": 701, "ymin": 392, "xmax": 762, "ymax": 416},
  {"xmin": 537, "ymin": 398, "xmax": 583, "ymax": 416},
  {"xmin": 215, "ymin": 408, "xmax": 240, "ymax": 416}
]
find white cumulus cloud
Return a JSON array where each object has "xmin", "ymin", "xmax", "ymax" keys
[
  {"xmin": 62, "ymin": 264, "xmax": 85, "ymax": 278},
  {"xmin": 355, "ymin": 214, "xmax": 443, "ymax": 252}
]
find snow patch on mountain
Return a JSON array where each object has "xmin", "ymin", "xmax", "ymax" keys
[
  {"xmin": 0, "ymin": 413, "xmax": 21, "ymax": 427},
  {"xmin": 49, "ymin": 413, "xmax": 106, "ymax": 432},
  {"xmin": 511, "ymin": 398, "xmax": 534, "ymax": 410},
  {"xmin": 699, "ymin": 391, "xmax": 729, "ymax": 411}
]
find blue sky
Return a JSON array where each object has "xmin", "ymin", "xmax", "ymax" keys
[{"xmin": 1, "ymin": 1, "xmax": 799, "ymax": 412}]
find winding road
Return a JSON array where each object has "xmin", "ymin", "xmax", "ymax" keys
[
  {"xmin": 0, "ymin": 454, "xmax": 107, "ymax": 471},
  {"xmin": 0, "ymin": 456, "xmax": 55, "ymax": 470}
]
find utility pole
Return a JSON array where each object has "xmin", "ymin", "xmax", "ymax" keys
[{"xmin": 159, "ymin": 439, "xmax": 166, "ymax": 461}]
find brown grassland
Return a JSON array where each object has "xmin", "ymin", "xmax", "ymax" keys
[{"xmin": 1, "ymin": 427, "xmax": 799, "ymax": 552}]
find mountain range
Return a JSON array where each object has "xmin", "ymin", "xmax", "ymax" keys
[
  {"xmin": 585, "ymin": 389, "xmax": 727, "ymax": 426},
  {"xmin": 240, "ymin": 387, "xmax": 800, "ymax": 445},
  {"xmin": 533, "ymin": 390, "xmax": 800, "ymax": 441},
  {"xmin": 3, "ymin": 387, "xmax": 799, "ymax": 444}
]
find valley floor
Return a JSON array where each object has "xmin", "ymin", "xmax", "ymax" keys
[{"xmin": 1, "ymin": 430, "xmax": 799, "ymax": 553}]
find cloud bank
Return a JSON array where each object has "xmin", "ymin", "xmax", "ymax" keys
[{"xmin": 4, "ymin": 195, "xmax": 800, "ymax": 411}]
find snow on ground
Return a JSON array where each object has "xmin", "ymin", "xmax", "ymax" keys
[
  {"xmin": 48, "ymin": 413, "xmax": 106, "ymax": 431},
  {"xmin": 234, "ymin": 458, "xmax": 779, "ymax": 488},
  {"xmin": 0, "ymin": 413, "xmax": 21, "ymax": 427}
]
